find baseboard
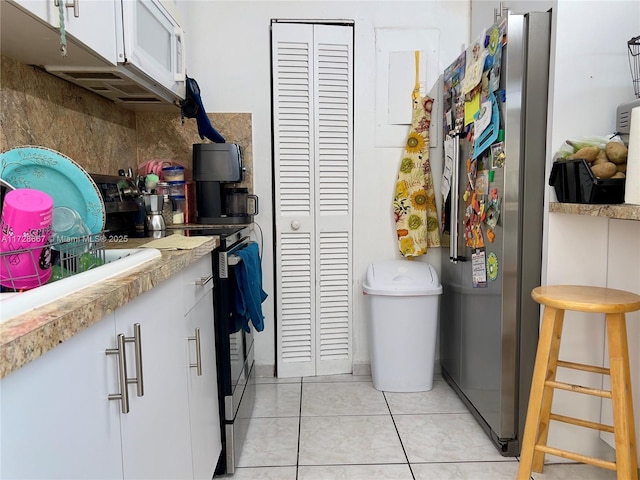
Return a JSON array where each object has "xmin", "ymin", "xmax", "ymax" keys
[
  {"xmin": 352, "ymin": 361, "xmax": 441, "ymax": 377},
  {"xmin": 254, "ymin": 364, "xmax": 275, "ymax": 378},
  {"xmin": 352, "ymin": 362, "xmax": 371, "ymax": 376},
  {"xmin": 264, "ymin": 361, "xmax": 441, "ymax": 379}
]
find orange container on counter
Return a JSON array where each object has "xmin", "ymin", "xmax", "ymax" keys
[{"xmin": 184, "ymin": 181, "xmax": 196, "ymax": 224}]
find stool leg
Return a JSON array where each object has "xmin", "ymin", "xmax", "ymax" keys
[
  {"xmin": 606, "ymin": 312, "xmax": 639, "ymax": 480},
  {"xmin": 518, "ymin": 306, "xmax": 565, "ymax": 480}
]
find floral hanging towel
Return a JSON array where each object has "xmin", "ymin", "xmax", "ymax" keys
[{"xmin": 394, "ymin": 51, "xmax": 440, "ymax": 257}]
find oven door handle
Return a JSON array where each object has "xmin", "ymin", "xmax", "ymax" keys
[
  {"xmin": 219, "ymin": 237, "xmax": 252, "ymax": 278},
  {"xmin": 195, "ymin": 275, "xmax": 213, "ymax": 286},
  {"xmin": 228, "ymin": 255, "xmax": 243, "ymax": 267}
]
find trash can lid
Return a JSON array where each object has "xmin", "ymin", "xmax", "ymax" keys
[{"xmin": 363, "ymin": 260, "xmax": 442, "ymax": 296}]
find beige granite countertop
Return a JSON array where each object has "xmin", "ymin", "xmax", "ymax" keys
[
  {"xmin": 549, "ymin": 202, "xmax": 640, "ymax": 221},
  {"xmin": 0, "ymin": 235, "xmax": 219, "ymax": 379}
]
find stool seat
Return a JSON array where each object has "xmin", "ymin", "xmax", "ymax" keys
[
  {"xmin": 532, "ymin": 285, "xmax": 640, "ymax": 314},
  {"xmin": 518, "ymin": 285, "xmax": 640, "ymax": 480}
]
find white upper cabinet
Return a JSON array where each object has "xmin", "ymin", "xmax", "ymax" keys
[
  {"xmin": 7, "ymin": 0, "xmax": 118, "ymax": 65},
  {"xmin": 0, "ymin": 0, "xmax": 186, "ymax": 108}
]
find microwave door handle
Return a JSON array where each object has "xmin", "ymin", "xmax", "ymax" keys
[{"xmin": 174, "ymin": 26, "xmax": 185, "ymax": 82}]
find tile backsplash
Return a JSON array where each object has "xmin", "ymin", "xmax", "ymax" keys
[{"xmin": 0, "ymin": 55, "xmax": 252, "ymax": 189}]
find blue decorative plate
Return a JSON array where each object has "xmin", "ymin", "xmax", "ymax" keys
[{"xmin": 0, "ymin": 146, "xmax": 105, "ymax": 234}]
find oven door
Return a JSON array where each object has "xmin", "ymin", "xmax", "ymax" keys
[{"xmin": 215, "ymin": 235, "xmax": 257, "ymax": 474}]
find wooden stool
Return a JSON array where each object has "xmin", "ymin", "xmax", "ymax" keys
[{"xmin": 518, "ymin": 285, "xmax": 640, "ymax": 480}]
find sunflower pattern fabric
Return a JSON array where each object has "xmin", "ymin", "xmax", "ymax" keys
[{"xmin": 393, "ymin": 52, "xmax": 440, "ymax": 257}]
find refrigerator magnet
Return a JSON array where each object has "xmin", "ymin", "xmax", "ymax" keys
[
  {"xmin": 487, "ymin": 252, "xmax": 499, "ymax": 281},
  {"xmin": 475, "ymin": 170, "xmax": 489, "ymax": 195},
  {"xmin": 485, "ymin": 203, "xmax": 499, "ymax": 228},
  {"xmin": 472, "ymin": 224, "xmax": 484, "ymax": 248},
  {"xmin": 486, "ymin": 228, "xmax": 496, "ymax": 243},
  {"xmin": 491, "ymin": 142, "xmax": 505, "ymax": 168}
]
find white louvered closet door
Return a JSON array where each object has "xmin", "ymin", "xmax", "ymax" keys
[{"xmin": 272, "ymin": 22, "xmax": 353, "ymax": 378}]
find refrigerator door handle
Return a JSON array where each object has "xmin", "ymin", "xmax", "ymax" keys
[{"xmin": 448, "ymin": 136, "xmax": 460, "ymax": 264}]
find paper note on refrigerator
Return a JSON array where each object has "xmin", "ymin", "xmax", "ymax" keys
[
  {"xmin": 461, "ymin": 49, "xmax": 487, "ymax": 96},
  {"xmin": 472, "ymin": 248, "xmax": 488, "ymax": 288},
  {"xmin": 464, "ymin": 91, "xmax": 481, "ymax": 126}
]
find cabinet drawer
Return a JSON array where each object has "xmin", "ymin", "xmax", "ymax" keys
[{"xmin": 183, "ymin": 254, "xmax": 214, "ymax": 315}]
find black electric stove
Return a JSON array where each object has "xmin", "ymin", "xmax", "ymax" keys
[
  {"xmin": 177, "ymin": 224, "xmax": 252, "ymax": 249},
  {"xmin": 183, "ymin": 223, "xmax": 255, "ymax": 475}
]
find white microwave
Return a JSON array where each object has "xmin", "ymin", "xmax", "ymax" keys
[
  {"xmin": 44, "ymin": 0, "xmax": 186, "ymax": 109},
  {"xmin": 116, "ymin": 0, "xmax": 185, "ymax": 97}
]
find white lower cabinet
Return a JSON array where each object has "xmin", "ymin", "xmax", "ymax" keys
[
  {"xmin": 0, "ymin": 253, "xmax": 220, "ymax": 480},
  {"xmin": 0, "ymin": 311, "xmax": 123, "ymax": 480},
  {"xmin": 115, "ymin": 274, "xmax": 194, "ymax": 479},
  {"xmin": 182, "ymin": 255, "xmax": 221, "ymax": 479}
]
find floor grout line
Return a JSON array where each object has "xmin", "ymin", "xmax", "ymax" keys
[
  {"xmin": 295, "ymin": 381, "xmax": 302, "ymax": 480},
  {"xmin": 382, "ymin": 390, "xmax": 416, "ymax": 480}
]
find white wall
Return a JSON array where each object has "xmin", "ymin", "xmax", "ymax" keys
[
  {"xmin": 182, "ymin": 0, "xmax": 470, "ymax": 373},
  {"xmin": 544, "ymin": 0, "xmax": 640, "ymax": 461}
]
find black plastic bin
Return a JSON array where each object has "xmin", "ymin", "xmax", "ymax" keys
[{"xmin": 549, "ymin": 159, "xmax": 625, "ymax": 204}]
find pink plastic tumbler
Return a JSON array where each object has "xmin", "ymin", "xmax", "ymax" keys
[{"xmin": 0, "ymin": 188, "xmax": 54, "ymax": 290}]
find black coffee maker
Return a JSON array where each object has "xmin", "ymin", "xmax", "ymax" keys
[{"xmin": 193, "ymin": 143, "xmax": 258, "ymax": 224}]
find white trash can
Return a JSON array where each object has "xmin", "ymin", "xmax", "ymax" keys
[{"xmin": 363, "ymin": 260, "xmax": 442, "ymax": 392}]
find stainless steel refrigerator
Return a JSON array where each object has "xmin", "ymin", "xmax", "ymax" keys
[{"xmin": 439, "ymin": 11, "xmax": 551, "ymax": 456}]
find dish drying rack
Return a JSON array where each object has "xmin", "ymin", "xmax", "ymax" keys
[{"xmin": 0, "ymin": 233, "xmax": 106, "ymax": 291}]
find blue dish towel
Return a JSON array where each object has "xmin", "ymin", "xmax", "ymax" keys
[
  {"xmin": 233, "ymin": 242, "xmax": 267, "ymax": 333},
  {"xmin": 181, "ymin": 76, "xmax": 226, "ymax": 143}
]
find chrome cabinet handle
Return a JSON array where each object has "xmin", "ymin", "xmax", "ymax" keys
[
  {"xmin": 188, "ymin": 328, "xmax": 202, "ymax": 376},
  {"xmin": 494, "ymin": 2, "xmax": 507, "ymax": 23},
  {"xmin": 125, "ymin": 323, "xmax": 144, "ymax": 397},
  {"xmin": 106, "ymin": 334, "xmax": 130, "ymax": 414},
  {"xmin": 54, "ymin": 0, "xmax": 79, "ymax": 17},
  {"xmin": 195, "ymin": 275, "xmax": 213, "ymax": 287}
]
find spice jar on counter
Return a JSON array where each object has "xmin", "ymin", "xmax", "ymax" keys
[
  {"xmin": 161, "ymin": 195, "xmax": 173, "ymax": 226},
  {"xmin": 172, "ymin": 195, "xmax": 185, "ymax": 224}
]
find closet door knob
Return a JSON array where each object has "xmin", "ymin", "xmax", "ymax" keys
[{"xmin": 291, "ymin": 220, "xmax": 301, "ymax": 230}]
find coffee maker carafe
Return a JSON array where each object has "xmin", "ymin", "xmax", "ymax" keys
[
  {"xmin": 225, "ymin": 187, "xmax": 259, "ymax": 217},
  {"xmin": 193, "ymin": 143, "xmax": 258, "ymax": 224}
]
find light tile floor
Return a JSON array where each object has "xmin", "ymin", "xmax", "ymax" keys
[{"xmin": 218, "ymin": 374, "xmax": 619, "ymax": 480}]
